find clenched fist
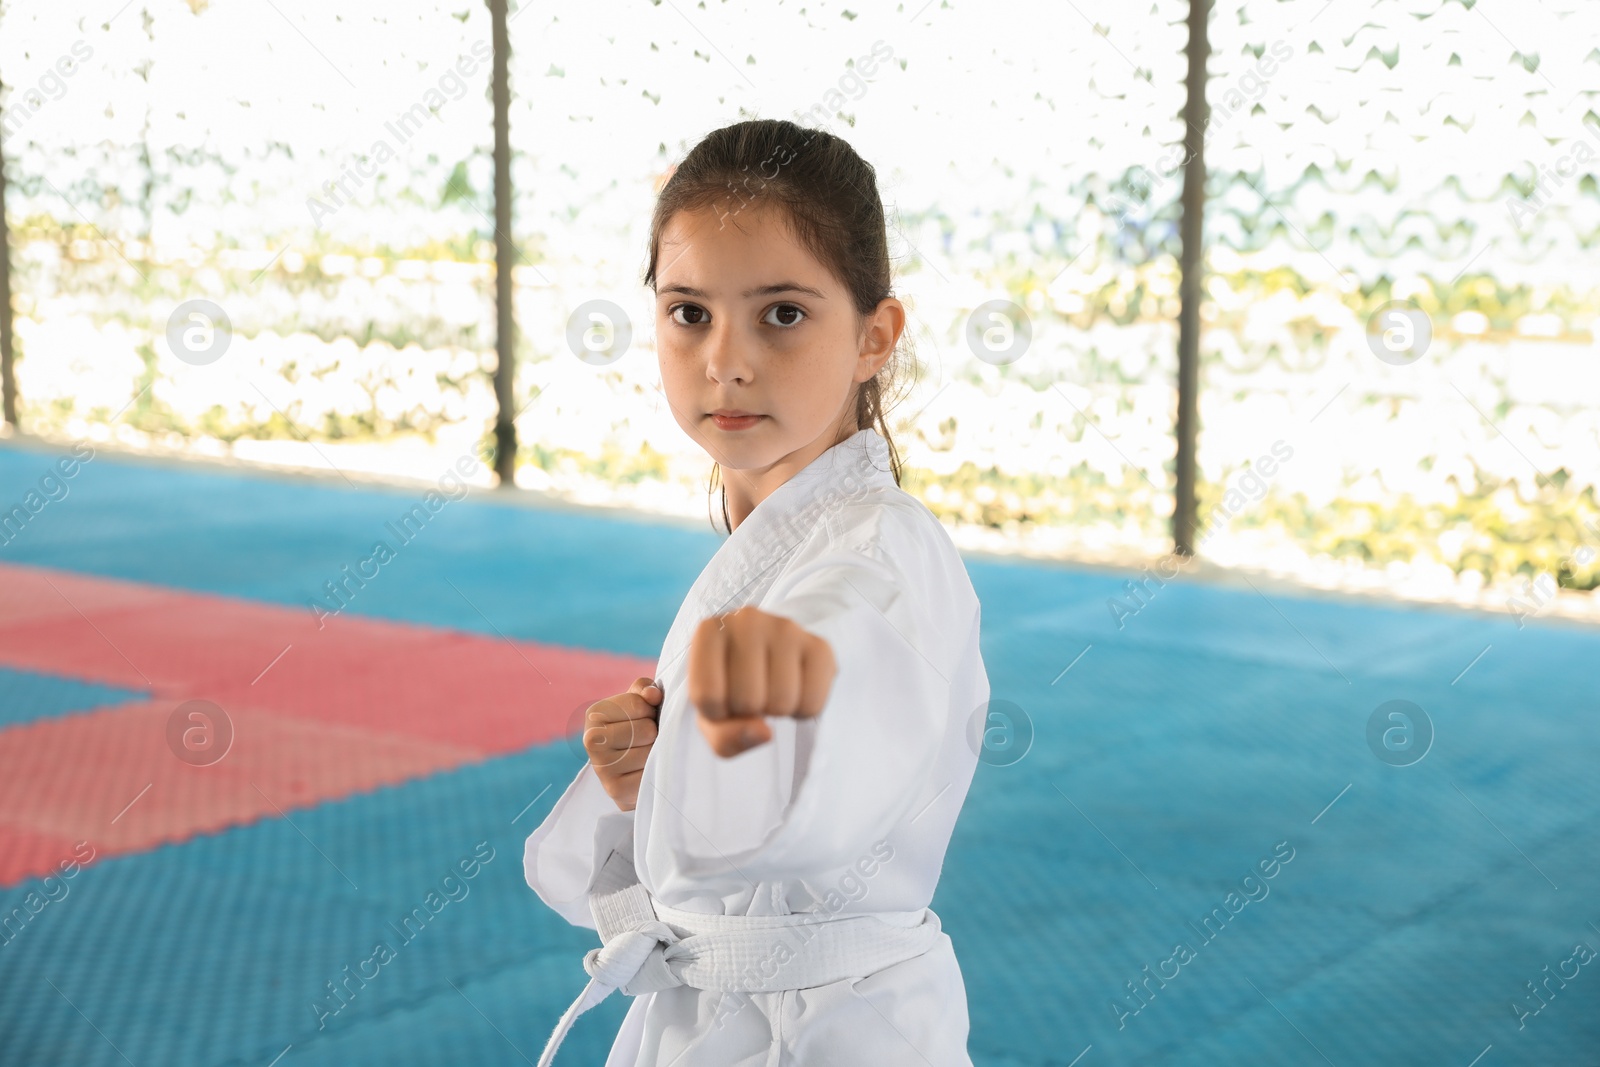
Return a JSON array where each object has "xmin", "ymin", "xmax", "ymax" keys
[
  {"xmin": 583, "ymin": 676, "xmax": 661, "ymax": 812},
  {"xmin": 688, "ymin": 605, "xmax": 836, "ymax": 758}
]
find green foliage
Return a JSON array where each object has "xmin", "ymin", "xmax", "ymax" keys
[
  {"xmin": 522, "ymin": 440, "xmax": 674, "ymax": 485},
  {"xmin": 15, "ymin": 219, "xmax": 1599, "ymax": 597}
]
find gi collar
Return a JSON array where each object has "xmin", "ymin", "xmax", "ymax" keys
[{"xmin": 670, "ymin": 429, "xmax": 896, "ymax": 650}]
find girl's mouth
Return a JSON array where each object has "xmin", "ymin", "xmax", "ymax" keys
[{"xmin": 709, "ymin": 413, "xmax": 764, "ymax": 431}]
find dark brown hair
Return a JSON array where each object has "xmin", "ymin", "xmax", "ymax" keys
[{"xmin": 642, "ymin": 118, "xmax": 911, "ymax": 534}]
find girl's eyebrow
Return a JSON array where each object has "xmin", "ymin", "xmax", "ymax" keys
[{"xmin": 658, "ymin": 282, "xmax": 828, "ymax": 300}]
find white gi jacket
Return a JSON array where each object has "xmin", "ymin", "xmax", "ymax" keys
[{"xmin": 524, "ymin": 427, "xmax": 989, "ymax": 1066}]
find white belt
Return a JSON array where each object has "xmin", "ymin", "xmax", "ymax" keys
[{"xmin": 536, "ymin": 848, "xmax": 942, "ymax": 1067}]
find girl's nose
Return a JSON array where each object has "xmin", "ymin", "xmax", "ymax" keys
[{"xmin": 704, "ymin": 322, "xmax": 753, "ymax": 385}]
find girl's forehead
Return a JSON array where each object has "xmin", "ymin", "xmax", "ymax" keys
[
  {"xmin": 661, "ymin": 201, "xmax": 791, "ymax": 246},
  {"xmin": 657, "ymin": 204, "xmax": 830, "ymax": 285}
]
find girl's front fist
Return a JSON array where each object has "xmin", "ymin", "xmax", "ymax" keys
[{"xmin": 687, "ymin": 605, "xmax": 836, "ymax": 757}]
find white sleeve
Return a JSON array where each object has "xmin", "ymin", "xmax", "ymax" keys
[
  {"xmin": 523, "ymin": 763, "xmax": 635, "ymax": 930},
  {"xmin": 667, "ymin": 531, "xmax": 962, "ymax": 884}
]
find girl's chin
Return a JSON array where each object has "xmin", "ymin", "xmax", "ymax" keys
[{"xmin": 697, "ymin": 434, "xmax": 789, "ymax": 470}]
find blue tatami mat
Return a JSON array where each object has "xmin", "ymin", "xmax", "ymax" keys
[
  {"xmin": 1, "ymin": 438, "xmax": 1597, "ymax": 1066},
  {"xmin": 0, "ymin": 666, "xmax": 148, "ymax": 729}
]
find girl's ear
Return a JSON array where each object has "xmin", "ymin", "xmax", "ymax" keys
[{"xmin": 856, "ymin": 297, "xmax": 905, "ymax": 382}]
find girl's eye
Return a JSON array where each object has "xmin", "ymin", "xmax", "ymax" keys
[
  {"xmin": 762, "ymin": 303, "xmax": 806, "ymax": 328},
  {"xmin": 669, "ymin": 303, "xmax": 708, "ymax": 326}
]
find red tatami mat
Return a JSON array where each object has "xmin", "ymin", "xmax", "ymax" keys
[{"xmin": 0, "ymin": 562, "xmax": 654, "ymax": 886}]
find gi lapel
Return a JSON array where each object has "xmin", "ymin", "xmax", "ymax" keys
[{"xmin": 654, "ymin": 428, "xmax": 896, "ymax": 686}]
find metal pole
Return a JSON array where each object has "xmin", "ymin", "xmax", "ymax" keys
[
  {"xmin": 0, "ymin": 61, "xmax": 16, "ymax": 431},
  {"xmin": 489, "ymin": 0, "xmax": 517, "ymax": 486},
  {"xmin": 1172, "ymin": 0, "xmax": 1210, "ymax": 555}
]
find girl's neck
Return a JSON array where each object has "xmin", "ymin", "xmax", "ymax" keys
[{"xmin": 723, "ymin": 419, "xmax": 861, "ymax": 532}]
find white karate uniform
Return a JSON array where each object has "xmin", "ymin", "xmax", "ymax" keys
[{"xmin": 524, "ymin": 427, "xmax": 990, "ymax": 1066}]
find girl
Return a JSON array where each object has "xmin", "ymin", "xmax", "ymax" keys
[{"xmin": 524, "ymin": 118, "xmax": 990, "ymax": 1067}]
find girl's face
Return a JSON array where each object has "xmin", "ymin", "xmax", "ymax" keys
[{"xmin": 653, "ymin": 203, "xmax": 901, "ymax": 484}]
